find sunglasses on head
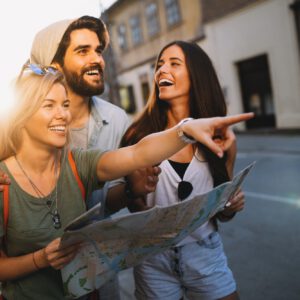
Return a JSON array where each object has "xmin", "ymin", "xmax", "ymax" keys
[
  {"xmin": 177, "ymin": 180, "xmax": 193, "ymax": 201},
  {"xmin": 22, "ymin": 63, "xmax": 58, "ymax": 76}
]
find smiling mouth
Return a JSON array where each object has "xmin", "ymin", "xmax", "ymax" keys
[
  {"xmin": 48, "ymin": 125, "xmax": 66, "ymax": 133},
  {"xmin": 85, "ymin": 69, "xmax": 100, "ymax": 76},
  {"xmin": 83, "ymin": 66, "xmax": 103, "ymax": 78},
  {"xmin": 158, "ymin": 79, "xmax": 174, "ymax": 87}
]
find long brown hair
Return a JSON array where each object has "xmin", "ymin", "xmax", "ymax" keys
[{"xmin": 122, "ymin": 41, "xmax": 229, "ymax": 186}]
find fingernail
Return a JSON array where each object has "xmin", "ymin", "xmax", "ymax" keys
[
  {"xmin": 218, "ymin": 152, "xmax": 223, "ymax": 158},
  {"xmin": 225, "ymin": 202, "xmax": 231, "ymax": 207}
]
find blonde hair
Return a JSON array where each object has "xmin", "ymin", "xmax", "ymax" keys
[{"xmin": 0, "ymin": 70, "xmax": 66, "ymax": 160}]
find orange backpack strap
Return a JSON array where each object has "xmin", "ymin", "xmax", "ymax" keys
[
  {"xmin": 3, "ymin": 185, "xmax": 9, "ymax": 235},
  {"xmin": 68, "ymin": 151, "xmax": 86, "ymax": 201}
]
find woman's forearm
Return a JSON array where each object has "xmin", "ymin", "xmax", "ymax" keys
[
  {"xmin": 0, "ymin": 248, "xmax": 47, "ymax": 281},
  {"xmin": 98, "ymin": 126, "xmax": 186, "ymax": 181},
  {"xmin": 133, "ymin": 127, "xmax": 186, "ymax": 170},
  {"xmin": 97, "ymin": 114, "xmax": 253, "ymax": 181}
]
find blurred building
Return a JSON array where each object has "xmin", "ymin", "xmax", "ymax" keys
[{"xmin": 105, "ymin": 0, "xmax": 300, "ymax": 130}]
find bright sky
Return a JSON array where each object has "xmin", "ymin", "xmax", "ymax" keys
[{"xmin": 0, "ymin": 0, "xmax": 116, "ymax": 116}]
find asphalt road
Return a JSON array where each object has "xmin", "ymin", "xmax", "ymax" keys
[{"xmin": 221, "ymin": 135, "xmax": 300, "ymax": 300}]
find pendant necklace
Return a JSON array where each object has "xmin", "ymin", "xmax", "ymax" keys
[{"xmin": 15, "ymin": 155, "xmax": 62, "ymax": 229}]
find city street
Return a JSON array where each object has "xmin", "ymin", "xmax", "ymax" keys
[
  {"xmin": 221, "ymin": 134, "xmax": 300, "ymax": 300},
  {"xmin": 0, "ymin": 1, "xmax": 299, "ymax": 299},
  {"xmin": 119, "ymin": 133, "xmax": 300, "ymax": 300}
]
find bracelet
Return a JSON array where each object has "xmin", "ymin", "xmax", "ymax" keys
[
  {"xmin": 32, "ymin": 251, "xmax": 41, "ymax": 270},
  {"xmin": 176, "ymin": 118, "xmax": 197, "ymax": 144}
]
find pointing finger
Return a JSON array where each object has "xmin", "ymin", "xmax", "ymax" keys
[{"xmin": 217, "ymin": 113, "xmax": 254, "ymax": 128}]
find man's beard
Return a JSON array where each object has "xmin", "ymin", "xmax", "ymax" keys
[{"xmin": 63, "ymin": 65, "xmax": 105, "ymax": 97}]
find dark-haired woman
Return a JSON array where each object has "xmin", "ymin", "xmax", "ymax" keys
[{"xmin": 122, "ymin": 41, "xmax": 244, "ymax": 300}]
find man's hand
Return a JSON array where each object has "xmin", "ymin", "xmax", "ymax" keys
[
  {"xmin": 0, "ymin": 169, "xmax": 11, "ymax": 191},
  {"xmin": 106, "ymin": 166, "xmax": 161, "ymax": 213},
  {"xmin": 126, "ymin": 166, "xmax": 161, "ymax": 212},
  {"xmin": 128, "ymin": 166, "xmax": 161, "ymax": 197}
]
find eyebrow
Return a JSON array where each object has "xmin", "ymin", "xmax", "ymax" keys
[
  {"xmin": 43, "ymin": 99, "xmax": 70, "ymax": 103},
  {"xmin": 73, "ymin": 45, "xmax": 90, "ymax": 52},
  {"xmin": 170, "ymin": 57, "xmax": 183, "ymax": 62},
  {"xmin": 158, "ymin": 57, "xmax": 184, "ymax": 63},
  {"xmin": 73, "ymin": 44, "xmax": 103, "ymax": 52}
]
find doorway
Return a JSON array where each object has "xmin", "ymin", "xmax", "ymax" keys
[{"xmin": 237, "ymin": 54, "xmax": 275, "ymax": 128}]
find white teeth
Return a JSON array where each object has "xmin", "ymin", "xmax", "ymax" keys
[
  {"xmin": 49, "ymin": 126, "xmax": 66, "ymax": 132},
  {"xmin": 159, "ymin": 79, "xmax": 173, "ymax": 86},
  {"xmin": 86, "ymin": 70, "xmax": 99, "ymax": 75}
]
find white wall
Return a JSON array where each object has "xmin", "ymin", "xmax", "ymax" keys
[{"xmin": 199, "ymin": 0, "xmax": 300, "ymax": 129}]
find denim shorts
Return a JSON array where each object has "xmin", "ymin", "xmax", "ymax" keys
[{"xmin": 134, "ymin": 231, "xmax": 236, "ymax": 300}]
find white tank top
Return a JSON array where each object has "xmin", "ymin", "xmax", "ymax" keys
[{"xmin": 146, "ymin": 153, "xmax": 215, "ymax": 246}]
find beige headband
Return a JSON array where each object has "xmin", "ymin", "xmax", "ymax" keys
[{"xmin": 30, "ymin": 19, "xmax": 74, "ymax": 66}]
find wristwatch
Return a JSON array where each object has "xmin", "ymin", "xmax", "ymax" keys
[{"xmin": 176, "ymin": 118, "xmax": 197, "ymax": 144}]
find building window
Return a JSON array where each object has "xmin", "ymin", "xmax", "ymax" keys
[
  {"xmin": 140, "ymin": 73, "xmax": 150, "ymax": 105},
  {"xmin": 141, "ymin": 82, "xmax": 150, "ymax": 105},
  {"xmin": 164, "ymin": 0, "xmax": 181, "ymax": 27},
  {"xmin": 119, "ymin": 85, "xmax": 136, "ymax": 114},
  {"xmin": 146, "ymin": 2, "xmax": 160, "ymax": 37},
  {"xmin": 130, "ymin": 15, "xmax": 143, "ymax": 46},
  {"xmin": 117, "ymin": 24, "xmax": 127, "ymax": 51}
]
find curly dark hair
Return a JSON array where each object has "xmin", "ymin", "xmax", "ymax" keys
[{"xmin": 52, "ymin": 15, "xmax": 109, "ymax": 67}]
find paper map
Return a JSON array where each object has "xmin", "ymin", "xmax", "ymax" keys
[{"xmin": 61, "ymin": 162, "xmax": 255, "ymax": 299}]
